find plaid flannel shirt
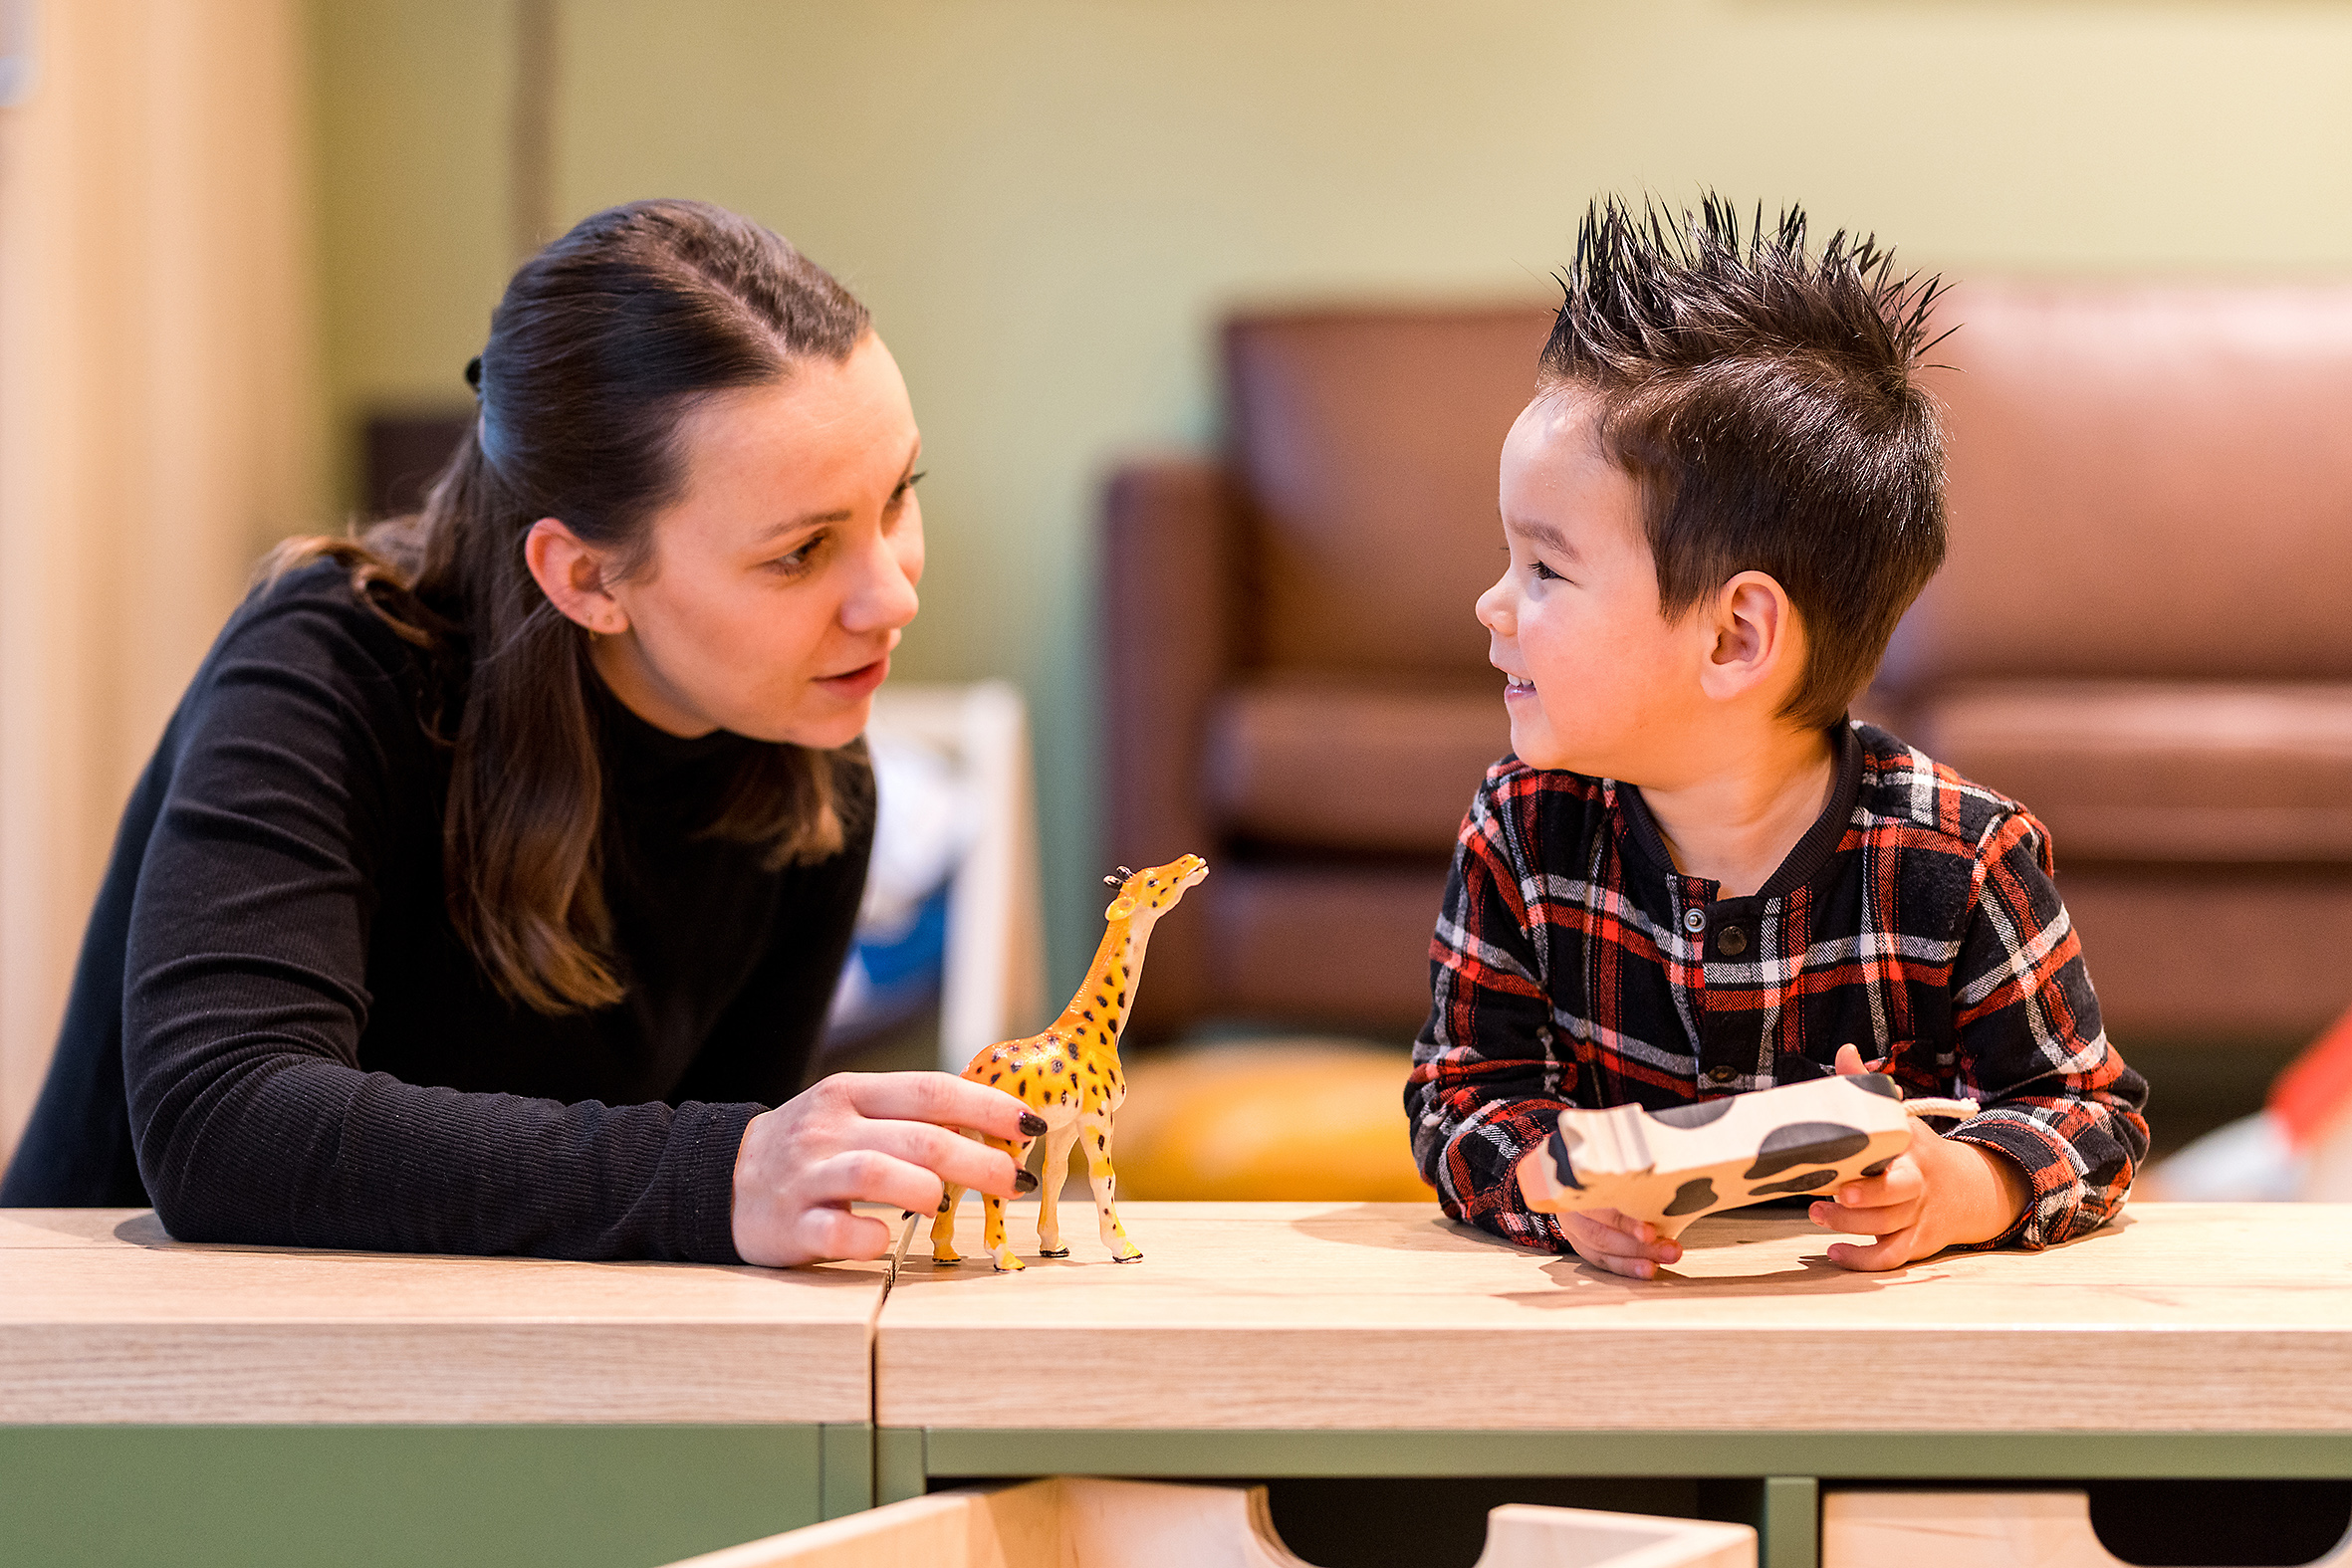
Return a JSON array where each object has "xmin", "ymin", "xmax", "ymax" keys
[{"xmin": 1407, "ymin": 720, "xmax": 2149, "ymax": 1252}]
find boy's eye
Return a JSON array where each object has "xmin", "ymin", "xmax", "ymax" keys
[
  {"xmin": 889, "ymin": 470, "xmax": 927, "ymax": 507},
  {"xmin": 1530, "ymin": 560, "xmax": 1562, "ymax": 581}
]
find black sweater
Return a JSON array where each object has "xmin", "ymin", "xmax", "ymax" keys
[{"xmin": 0, "ymin": 562, "xmax": 870, "ymax": 1262}]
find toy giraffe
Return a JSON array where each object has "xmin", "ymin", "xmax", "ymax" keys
[{"xmin": 933, "ymin": 853, "xmax": 1208, "ymax": 1271}]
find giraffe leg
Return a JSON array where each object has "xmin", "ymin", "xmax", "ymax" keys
[
  {"xmin": 1078, "ymin": 1113, "xmax": 1141, "ymax": 1262},
  {"xmin": 929, "ymin": 1183, "xmax": 964, "ymax": 1265},
  {"xmin": 1037, "ymin": 1121, "xmax": 1080, "ymax": 1256},
  {"xmin": 979, "ymin": 1132, "xmax": 1029, "ymax": 1271}
]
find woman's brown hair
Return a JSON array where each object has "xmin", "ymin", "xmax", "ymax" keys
[{"xmin": 272, "ymin": 199, "xmax": 874, "ymax": 1013}]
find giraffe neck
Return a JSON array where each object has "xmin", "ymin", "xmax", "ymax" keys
[{"xmin": 1054, "ymin": 918, "xmax": 1151, "ymax": 1057}]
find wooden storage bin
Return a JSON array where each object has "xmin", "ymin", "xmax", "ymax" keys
[
  {"xmin": 1823, "ymin": 1490, "xmax": 2352, "ymax": 1568},
  {"xmin": 666, "ymin": 1475, "xmax": 1754, "ymax": 1567}
]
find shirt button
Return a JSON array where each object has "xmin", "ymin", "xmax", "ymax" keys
[
  {"xmin": 1718, "ymin": 926, "xmax": 1749, "ymax": 957},
  {"xmin": 1705, "ymin": 1065, "xmax": 1737, "ymax": 1085},
  {"xmin": 1681, "ymin": 909, "xmax": 1707, "ymax": 933}
]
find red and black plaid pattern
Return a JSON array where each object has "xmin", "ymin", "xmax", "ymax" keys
[{"xmin": 1407, "ymin": 721, "xmax": 2149, "ymax": 1252}]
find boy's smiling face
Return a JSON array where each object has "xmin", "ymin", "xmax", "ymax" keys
[{"xmin": 1478, "ymin": 391, "xmax": 1699, "ymax": 783}]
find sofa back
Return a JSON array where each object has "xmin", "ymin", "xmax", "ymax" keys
[
  {"xmin": 1882, "ymin": 283, "xmax": 2352, "ymax": 692},
  {"xmin": 1226, "ymin": 307, "xmax": 1553, "ymax": 677}
]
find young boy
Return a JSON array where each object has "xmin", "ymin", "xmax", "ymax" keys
[{"xmin": 1407, "ymin": 196, "xmax": 2148, "ymax": 1277}]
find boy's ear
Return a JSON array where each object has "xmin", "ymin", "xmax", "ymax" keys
[{"xmin": 1698, "ymin": 570, "xmax": 1801, "ymax": 705}]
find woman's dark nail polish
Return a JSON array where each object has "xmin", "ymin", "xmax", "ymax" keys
[
  {"xmin": 1019, "ymin": 1111, "xmax": 1048, "ymax": 1137},
  {"xmin": 1015, "ymin": 1169, "xmax": 1040, "ymax": 1194}
]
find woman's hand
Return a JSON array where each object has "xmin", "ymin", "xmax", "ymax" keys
[
  {"xmin": 1558, "ymin": 1207, "xmax": 1684, "ymax": 1280},
  {"xmin": 730, "ymin": 1071, "xmax": 1049, "ymax": 1267},
  {"xmin": 1810, "ymin": 1044, "xmax": 2030, "ymax": 1270}
]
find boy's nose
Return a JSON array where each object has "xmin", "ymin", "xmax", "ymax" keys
[{"xmin": 1475, "ymin": 576, "xmax": 1514, "ymax": 633}]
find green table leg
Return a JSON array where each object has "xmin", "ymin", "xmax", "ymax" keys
[
  {"xmin": 1761, "ymin": 1476, "xmax": 1819, "ymax": 1568},
  {"xmin": 1700, "ymin": 1473, "xmax": 1818, "ymax": 1568},
  {"xmin": 877, "ymin": 1425, "xmax": 928, "ymax": 1504},
  {"xmin": 820, "ymin": 1423, "xmax": 873, "ymax": 1518}
]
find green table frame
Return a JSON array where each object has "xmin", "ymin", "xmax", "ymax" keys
[
  {"xmin": 877, "ymin": 1427, "xmax": 2352, "ymax": 1568},
  {"xmin": 0, "ymin": 1422, "xmax": 874, "ymax": 1568}
]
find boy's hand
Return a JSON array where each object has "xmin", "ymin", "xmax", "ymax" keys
[
  {"xmin": 1558, "ymin": 1207, "xmax": 1683, "ymax": 1279},
  {"xmin": 1810, "ymin": 1044, "xmax": 2031, "ymax": 1270}
]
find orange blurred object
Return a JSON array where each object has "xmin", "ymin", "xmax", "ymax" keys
[{"xmin": 1109, "ymin": 1039, "xmax": 1431, "ymax": 1202}]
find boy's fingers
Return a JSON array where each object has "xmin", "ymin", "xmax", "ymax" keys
[
  {"xmin": 1825, "ymin": 1228, "xmax": 1917, "ymax": 1272},
  {"xmin": 1563, "ymin": 1214, "xmax": 1681, "ymax": 1265},
  {"xmin": 1590, "ymin": 1251, "xmax": 1661, "ymax": 1280},
  {"xmin": 1832, "ymin": 1044, "xmax": 1890, "ymax": 1077},
  {"xmin": 1835, "ymin": 1157, "xmax": 1924, "ymax": 1210},
  {"xmin": 1564, "ymin": 1232, "xmax": 1670, "ymax": 1279},
  {"xmin": 1808, "ymin": 1198, "xmax": 1921, "ymax": 1236}
]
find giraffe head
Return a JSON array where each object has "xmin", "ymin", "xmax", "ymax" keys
[{"xmin": 1101, "ymin": 853, "xmax": 1209, "ymax": 927}]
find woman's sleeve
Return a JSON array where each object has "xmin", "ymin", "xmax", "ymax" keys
[{"xmin": 122, "ymin": 588, "xmax": 757, "ymax": 1262}]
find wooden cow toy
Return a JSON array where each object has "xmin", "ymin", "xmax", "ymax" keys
[
  {"xmin": 933, "ymin": 854, "xmax": 1208, "ymax": 1271},
  {"xmin": 1515, "ymin": 1072, "xmax": 1979, "ymax": 1239}
]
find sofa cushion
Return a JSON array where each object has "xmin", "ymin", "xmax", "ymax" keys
[
  {"xmin": 1908, "ymin": 681, "xmax": 2352, "ymax": 862},
  {"xmin": 1227, "ymin": 308, "xmax": 1553, "ymax": 677},
  {"xmin": 1200, "ymin": 863, "xmax": 1449, "ymax": 1029},
  {"xmin": 1882, "ymin": 283, "xmax": 2352, "ymax": 691},
  {"xmin": 1203, "ymin": 677, "xmax": 1509, "ymax": 852}
]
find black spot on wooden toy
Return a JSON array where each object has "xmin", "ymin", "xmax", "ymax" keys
[
  {"xmin": 1664, "ymin": 1178, "xmax": 1717, "ymax": 1215},
  {"xmin": 1860, "ymin": 1159, "xmax": 1892, "ymax": 1178},
  {"xmin": 1743, "ymin": 1123, "xmax": 1870, "ymax": 1180},
  {"xmin": 1749, "ymin": 1168, "xmax": 1841, "ymax": 1197},
  {"xmin": 1545, "ymin": 1130, "xmax": 1583, "ymax": 1191},
  {"xmin": 1653, "ymin": 1099, "xmax": 1736, "ymax": 1129},
  {"xmin": 1851, "ymin": 1073, "xmax": 1899, "ymax": 1099}
]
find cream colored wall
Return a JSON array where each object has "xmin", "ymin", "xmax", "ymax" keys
[
  {"xmin": 0, "ymin": 0, "xmax": 323, "ymax": 1167},
  {"xmin": 313, "ymin": 0, "xmax": 2352, "ymax": 993}
]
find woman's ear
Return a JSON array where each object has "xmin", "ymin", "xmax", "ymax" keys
[
  {"xmin": 523, "ymin": 518, "xmax": 629, "ymax": 635},
  {"xmin": 1698, "ymin": 570, "xmax": 1800, "ymax": 705}
]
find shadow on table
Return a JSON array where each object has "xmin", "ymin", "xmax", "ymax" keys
[
  {"xmin": 1501, "ymin": 1207, "xmax": 2137, "ymax": 1305},
  {"xmin": 1288, "ymin": 1204, "xmax": 1529, "ymax": 1253}
]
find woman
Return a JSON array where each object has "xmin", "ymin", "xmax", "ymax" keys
[{"xmin": 0, "ymin": 199, "xmax": 1038, "ymax": 1266}]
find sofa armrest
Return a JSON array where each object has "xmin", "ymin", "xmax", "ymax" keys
[{"xmin": 1098, "ymin": 455, "xmax": 1240, "ymax": 1033}]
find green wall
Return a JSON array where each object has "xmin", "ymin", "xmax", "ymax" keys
[{"xmin": 311, "ymin": 0, "xmax": 2352, "ymax": 998}]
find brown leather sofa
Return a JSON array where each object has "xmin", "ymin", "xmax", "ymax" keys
[
  {"xmin": 1102, "ymin": 290, "xmax": 2352, "ymax": 1046},
  {"xmin": 1874, "ymin": 283, "xmax": 2352, "ymax": 1045},
  {"xmin": 1101, "ymin": 308, "xmax": 1547, "ymax": 1038}
]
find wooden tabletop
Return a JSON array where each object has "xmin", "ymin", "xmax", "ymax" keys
[
  {"xmin": 0, "ymin": 1209, "xmax": 886, "ymax": 1424},
  {"xmin": 12, "ymin": 1203, "xmax": 2350, "ymax": 1435},
  {"xmin": 874, "ymin": 1201, "xmax": 2352, "ymax": 1434}
]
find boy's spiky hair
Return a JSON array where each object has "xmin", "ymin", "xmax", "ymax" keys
[{"xmin": 1539, "ymin": 193, "xmax": 1950, "ymax": 730}]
